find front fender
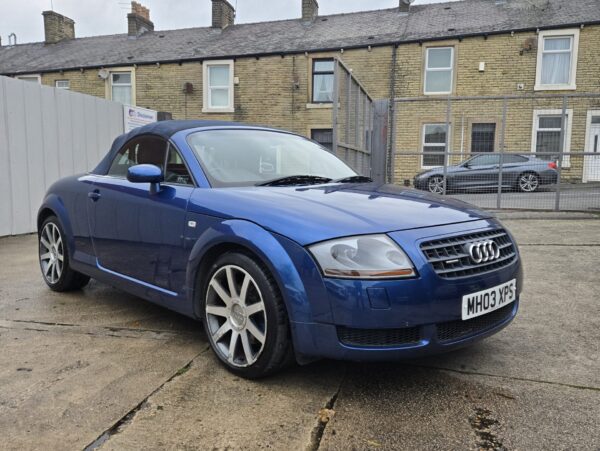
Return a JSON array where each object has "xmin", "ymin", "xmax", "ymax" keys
[
  {"xmin": 186, "ymin": 219, "xmax": 316, "ymax": 324},
  {"xmin": 38, "ymin": 193, "xmax": 76, "ymax": 257}
]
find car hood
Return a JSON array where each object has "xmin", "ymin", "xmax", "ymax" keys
[{"xmin": 189, "ymin": 183, "xmax": 493, "ymax": 245}]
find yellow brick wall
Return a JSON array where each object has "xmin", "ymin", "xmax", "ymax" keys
[
  {"xmin": 391, "ymin": 26, "xmax": 600, "ymax": 183},
  {"xmin": 36, "ymin": 24, "xmax": 600, "ymax": 183}
]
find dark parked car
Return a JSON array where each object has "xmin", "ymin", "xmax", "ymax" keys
[
  {"xmin": 414, "ymin": 154, "xmax": 559, "ymax": 194},
  {"xmin": 38, "ymin": 120, "xmax": 522, "ymax": 378}
]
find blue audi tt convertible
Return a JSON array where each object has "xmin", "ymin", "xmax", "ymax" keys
[{"xmin": 38, "ymin": 120, "xmax": 522, "ymax": 378}]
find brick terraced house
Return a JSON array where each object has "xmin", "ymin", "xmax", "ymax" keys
[{"xmin": 1, "ymin": 0, "xmax": 599, "ymax": 183}]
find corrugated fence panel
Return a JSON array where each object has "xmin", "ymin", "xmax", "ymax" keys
[
  {"xmin": 5, "ymin": 79, "xmax": 31, "ymax": 235},
  {"xmin": 0, "ymin": 78, "xmax": 12, "ymax": 237},
  {"xmin": 0, "ymin": 76, "xmax": 124, "ymax": 236}
]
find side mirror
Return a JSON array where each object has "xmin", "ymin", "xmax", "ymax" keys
[
  {"xmin": 127, "ymin": 164, "xmax": 164, "ymax": 184},
  {"xmin": 127, "ymin": 164, "xmax": 164, "ymax": 194}
]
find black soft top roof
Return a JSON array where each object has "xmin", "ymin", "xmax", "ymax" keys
[{"xmin": 92, "ymin": 120, "xmax": 245, "ymax": 175}]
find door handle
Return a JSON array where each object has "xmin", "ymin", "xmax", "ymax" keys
[{"xmin": 88, "ymin": 190, "xmax": 101, "ymax": 201}]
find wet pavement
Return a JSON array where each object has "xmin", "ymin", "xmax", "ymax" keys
[{"xmin": 0, "ymin": 216, "xmax": 598, "ymax": 450}]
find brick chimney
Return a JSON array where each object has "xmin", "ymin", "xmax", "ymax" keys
[
  {"xmin": 42, "ymin": 11, "xmax": 75, "ymax": 44},
  {"xmin": 212, "ymin": 0, "xmax": 235, "ymax": 29},
  {"xmin": 302, "ymin": 0, "xmax": 319, "ymax": 21},
  {"xmin": 128, "ymin": 1, "xmax": 154, "ymax": 37},
  {"xmin": 399, "ymin": 0, "xmax": 413, "ymax": 14}
]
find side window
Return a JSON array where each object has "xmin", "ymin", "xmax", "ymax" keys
[
  {"xmin": 469, "ymin": 154, "xmax": 500, "ymax": 166},
  {"xmin": 502, "ymin": 154, "xmax": 528, "ymax": 164},
  {"xmin": 107, "ymin": 136, "xmax": 168, "ymax": 177},
  {"xmin": 165, "ymin": 145, "xmax": 194, "ymax": 186}
]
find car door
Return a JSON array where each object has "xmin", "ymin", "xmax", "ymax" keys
[
  {"xmin": 87, "ymin": 135, "xmax": 195, "ymax": 293},
  {"xmin": 458, "ymin": 154, "xmax": 501, "ymax": 189}
]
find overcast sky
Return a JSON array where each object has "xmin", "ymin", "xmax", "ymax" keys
[{"xmin": 0, "ymin": 0, "xmax": 458, "ymax": 44}]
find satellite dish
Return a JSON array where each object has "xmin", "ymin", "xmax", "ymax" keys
[{"xmin": 98, "ymin": 69, "xmax": 110, "ymax": 80}]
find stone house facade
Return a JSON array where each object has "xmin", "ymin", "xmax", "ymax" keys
[{"xmin": 1, "ymin": 0, "xmax": 599, "ymax": 183}]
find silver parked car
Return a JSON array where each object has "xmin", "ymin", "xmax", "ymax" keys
[{"xmin": 414, "ymin": 154, "xmax": 559, "ymax": 194}]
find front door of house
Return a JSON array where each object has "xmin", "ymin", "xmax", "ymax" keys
[{"xmin": 584, "ymin": 115, "xmax": 600, "ymax": 182}]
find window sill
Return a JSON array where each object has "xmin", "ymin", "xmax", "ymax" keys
[
  {"xmin": 423, "ymin": 92, "xmax": 453, "ymax": 97},
  {"xmin": 202, "ymin": 108, "xmax": 235, "ymax": 113},
  {"xmin": 534, "ymin": 84, "xmax": 577, "ymax": 92},
  {"xmin": 306, "ymin": 103, "xmax": 333, "ymax": 109}
]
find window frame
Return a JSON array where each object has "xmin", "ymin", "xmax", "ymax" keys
[
  {"xmin": 530, "ymin": 109, "xmax": 573, "ymax": 167},
  {"xmin": 106, "ymin": 68, "xmax": 136, "ymax": 106},
  {"xmin": 470, "ymin": 123, "xmax": 497, "ymax": 153},
  {"xmin": 310, "ymin": 128, "xmax": 334, "ymax": 151},
  {"xmin": 421, "ymin": 123, "xmax": 451, "ymax": 169},
  {"xmin": 311, "ymin": 58, "xmax": 335, "ymax": 104},
  {"xmin": 424, "ymin": 47, "xmax": 454, "ymax": 96},
  {"xmin": 203, "ymin": 60, "xmax": 235, "ymax": 113},
  {"xmin": 55, "ymin": 80, "xmax": 70, "ymax": 90},
  {"xmin": 15, "ymin": 74, "xmax": 41, "ymax": 84},
  {"xmin": 105, "ymin": 135, "xmax": 169, "ymax": 179},
  {"xmin": 163, "ymin": 142, "xmax": 197, "ymax": 187},
  {"xmin": 535, "ymin": 28, "xmax": 579, "ymax": 91}
]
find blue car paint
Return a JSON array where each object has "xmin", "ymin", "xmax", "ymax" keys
[{"xmin": 38, "ymin": 121, "xmax": 522, "ymax": 363}]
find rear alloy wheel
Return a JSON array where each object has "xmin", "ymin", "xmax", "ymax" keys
[
  {"xmin": 428, "ymin": 175, "xmax": 446, "ymax": 194},
  {"xmin": 202, "ymin": 253, "xmax": 292, "ymax": 378},
  {"xmin": 39, "ymin": 216, "xmax": 90, "ymax": 291},
  {"xmin": 518, "ymin": 172, "xmax": 539, "ymax": 193}
]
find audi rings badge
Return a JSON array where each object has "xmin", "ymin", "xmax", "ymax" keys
[{"xmin": 466, "ymin": 240, "xmax": 501, "ymax": 264}]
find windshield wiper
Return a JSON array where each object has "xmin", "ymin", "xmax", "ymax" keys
[
  {"xmin": 332, "ymin": 175, "xmax": 373, "ymax": 183},
  {"xmin": 257, "ymin": 175, "xmax": 332, "ymax": 187}
]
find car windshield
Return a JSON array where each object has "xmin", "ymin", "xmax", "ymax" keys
[{"xmin": 187, "ymin": 129, "xmax": 356, "ymax": 187}]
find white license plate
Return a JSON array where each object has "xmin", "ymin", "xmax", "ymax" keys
[{"xmin": 462, "ymin": 279, "xmax": 516, "ymax": 320}]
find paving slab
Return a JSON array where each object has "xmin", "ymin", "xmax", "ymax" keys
[
  {"xmin": 98, "ymin": 354, "xmax": 343, "ymax": 451},
  {"xmin": 0, "ymin": 234, "xmax": 206, "ymax": 450},
  {"xmin": 319, "ymin": 364, "xmax": 600, "ymax": 451}
]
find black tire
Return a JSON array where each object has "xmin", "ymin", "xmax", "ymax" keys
[
  {"xmin": 200, "ymin": 252, "xmax": 293, "ymax": 379},
  {"xmin": 516, "ymin": 172, "xmax": 540, "ymax": 193},
  {"xmin": 39, "ymin": 216, "xmax": 90, "ymax": 292}
]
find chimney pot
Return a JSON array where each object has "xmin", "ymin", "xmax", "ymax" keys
[
  {"xmin": 128, "ymin": 1, "xmax": 154, "ymax": 37},
  {"xmin": 302, "ymin": 0, "xmax": 319, "ymax": 21},
  {"xmin": 212, "ymin": 0, "xmax": 235, "ymax": 29},
  {"xmin": 42, "ymin": 11, "xmax": 75, "ymax": 44},
  {"xmin": 399, "ymin": 0, "xmax": 413, "ymax": 14}
]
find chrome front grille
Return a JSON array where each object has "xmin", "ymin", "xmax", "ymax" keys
[{"xmin": 421, "ymin": 229, "xmax": 517, "ymax": 279}]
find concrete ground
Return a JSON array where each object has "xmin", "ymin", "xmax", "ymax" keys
[
  {"xmin": 0, "ymin": 216, "xmax": 598, "ymax": 450},
  {"xmin": 451, "ymin": 185, "xmax": 600, "ymax": 212}
]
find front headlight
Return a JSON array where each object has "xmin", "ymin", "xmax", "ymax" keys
[{"xmin": 308, "ymin": 234, "xmax": 416, "ymax": 279}]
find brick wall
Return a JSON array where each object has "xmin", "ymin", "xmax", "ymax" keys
[{"xmin": 37, "ymin": 24, "xmax": 600, "ymax": 183}]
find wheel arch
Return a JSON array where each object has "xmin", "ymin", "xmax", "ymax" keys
[
  {"xmin": 37, "ymin": 195, "xmax": 76, "ymax": 256},
  {"xmin": 186, "ymin": 220, "xmax": 311, "ymax": 324}
]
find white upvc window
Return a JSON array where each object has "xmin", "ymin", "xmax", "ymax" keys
[
  {"xmin": 424, "ymin": 47, "xmax": 454, "ymax": 95},
  {"xmin": 535, "ymin": 29, "xmax": 579, "ymax": 91},
  {"xmin": 16, "ymin": 74, "xmax": 41, "ymax": 84},
  {"xmin": 531, "ymin": 109, "xmax": 573, "ymax": 167},
  {"xmin": 203, "ymin": 60, "xmax": 234, "ymax": 113},
  {"xmin": 55, "ymin": 80, "xmax": 70, "ymax": 90},
  {"xmin": 109, "ymin": 71, "xmax": 134, "ymax": 105},
  {"xmin": 422, "ymin": 123, "xmax": 450, "ymax": 168}
]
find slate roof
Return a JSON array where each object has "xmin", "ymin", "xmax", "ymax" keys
[{"xmin": 1, "ymin": 0, "xmax": 599, "ymax": 75}]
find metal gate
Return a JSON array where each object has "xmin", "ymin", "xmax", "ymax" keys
[
  {"xmin": 331, "ymin": 59, "xmax": 382, "ymax": 180},
  {"xmin": 390, "ymin": 93, "xmax": 600, "ymax": 212}
]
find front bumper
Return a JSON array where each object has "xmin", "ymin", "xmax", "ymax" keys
[
  {"xmin": 287, "ymin": 219, "xmax": 523, "ymax": 361},
  {"xmin": 291, "ymin": 300, "xmax": 518, "ymax": 361}
]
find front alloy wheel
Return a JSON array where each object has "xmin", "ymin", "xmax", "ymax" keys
[
  {"xmin": 202, "ymin": 252, "xmax": 292, "ymax": 378},
  {"xmin": 39, "ymin": 216, "xmax": 90, "ymax": 291},
  {"xmin": 205, "ymin": 265, "xmax": 267, "ymax": 367},
  {"xmin": 518, "ymin": 173, "xmax": 539, "ymax": 192},
  {"xmin": 428, "ymin": 175, "xmax": 445, "ymax": 194}
]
